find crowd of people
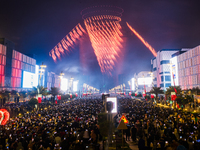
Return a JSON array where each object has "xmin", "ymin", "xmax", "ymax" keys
[
  {"xmin": 117, "ymin": 99, "xmax": 200, "ymax": 150},
  {"xmin": 0, "ymin": 97, "xmax": 199, "ymax": 150}
]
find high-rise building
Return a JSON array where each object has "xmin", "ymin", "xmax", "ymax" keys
[
  {"xmin": 151, "ymin": 49, "xmax": 183, "ymax": 91},
  {"xmin": 178, "ymin": 45, "xmax": 200, "ymax": 90},
  {"xmin": 0, "ymin": 38, "xmax": 36, "ymax": 91}
]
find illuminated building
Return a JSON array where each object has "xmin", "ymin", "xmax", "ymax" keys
[
  {"xmin": 151, "ymin": 49, "xmax": 184, "ymax": 91},
  {"xmin": 178, "ymin": 45, "xmax": 200, "ymax": 90},
  {"xmin": 0, "ymin": 38, "xmax": 36, "ymax": 91},
  {"xmin": 132, "ymin": 71, "xmax": 153, "ymax": 93}
]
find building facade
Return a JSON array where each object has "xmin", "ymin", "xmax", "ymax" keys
[
  {"xmin": 0, "ymin": 38, "xmax": 36, "ymax": 91},
  {"xmin": 178, "ymin": 45, "xmax": 200, "ymax": 90},
  {"xmin": 151, "ymin": 49, "xmax": 182, "ymax": 91}
]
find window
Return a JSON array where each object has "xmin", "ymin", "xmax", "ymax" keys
[
  {"xmin": 165, "ymin": 83, "xmax": 171, "ymax": 87},
  {"xmin": 165, "ymin": 76, "xmax": 171, "ymax": 81},
  {"xmin": 160, "ymin": 60, "xmax": 170, "ymax": 65},
  {"xmin": 153, "ymin": 67, "xmax": 157, "ymax": 71},
  {"xmin": 160, "ymin": 84, "xmax": 164, "ymax": 87},
  {"xmin": 153, "ymin": 78, "xmax": 157, "ymax": 81},
  {"xmin": 161, "ymin": 76, "xmax": 164, "ymax": 82}
]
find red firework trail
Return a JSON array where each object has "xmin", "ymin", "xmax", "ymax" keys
[
  {"xmin": 49, "ymin": 23, "xmax": 86, "ymax": 61},
  {"xmin": 126, "ymin": 22, "xmax": 157, "ymax": 57},
  {"xmin": 84, "ymin": 15, "xmax": 123, "ymax": 74}
]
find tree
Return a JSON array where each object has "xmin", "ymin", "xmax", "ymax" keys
[
  {"xmin": 165, "ymin": 86, "xmax": 182, "ymax": 96},
  {"xmin": 176, "ymin": 95, "xmax": 193, "ymax": 108},
  {"xmin": 49, "ymin": 87, "xmax": 60, "ymax": 103},
  {"xmin": 150, "ymin": 87, "xmax": 164, "ymax": 102},
  {"xmin": 30, "ymin": 86, "xmax": 48, "ymax": 97},
  {"xmin": 11, "ymin": 90, "xmax": 18, "ymax": 103},
  {"xmin": 28, "ymin": 98, "xmax": 38, "ymax": 108},
  {"xmin": 19, "ymin": 91, "xmax": 27, "ymax": 102},
  {"xmin": 191, "ymin": 87, "xmax": 200, "ymax": 95}
]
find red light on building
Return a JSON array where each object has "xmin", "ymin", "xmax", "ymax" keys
[
  {"xmin": 135, "ymin": 93, "xmax": 137, "ymax": 96},
  {"xmin": 151, "ymin": 94, "xmax": 154, "ymax": 99},
  {"xmin": 70, "ymin": 94, "xmax": 72, "ymax": 98},
  {"xmin": 55, "ymin": 100, "xmax": 57, "ymax": 104}
]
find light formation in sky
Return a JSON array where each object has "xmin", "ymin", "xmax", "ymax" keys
[{"xmin": 49, "ymin": 5, "xmax": 157, "ymax": 75}]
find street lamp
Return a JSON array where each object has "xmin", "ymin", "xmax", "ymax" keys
[
  {"xmin": 39, "ymin": 62, "xmax": 47, "ymax": 87},
  {"xmin": 168, "ymin": 62, "xmax": 177, "ymax": 108},
  {"xmin": 59, "ymin": 71, "xmax": 64, "ymax": 88},
  {"xmin": 69, "ymin": 77, "xmax": 74, "ymax": 94}
]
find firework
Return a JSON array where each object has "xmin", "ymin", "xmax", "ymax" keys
[
  {"xmin": 49, "ymin": 6, "xmax": 157, "ymax": 75},
  {"xmin": 49, "ymin": 23, "xmax": 86, "ymax": 61},
  {"xmin": 126, "ymin": 22, "xmax": 157, "ymax": 57},
  {"xmin": 83, "ymin": 15, "xmax": 123, "ymax": 74}
]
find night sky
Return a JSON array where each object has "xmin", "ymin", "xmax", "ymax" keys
[{"xmin": 1, "ymin": 0, "xmax": 200, "ymax": 89}]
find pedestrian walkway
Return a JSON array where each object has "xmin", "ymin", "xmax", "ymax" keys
[
  {"xmin": 123, "ymin": 135, "xmax": 139, "ymax": 150},
  {"xmin": 125, "ymin": 140, "xmax": 139, "ymax": 150}
]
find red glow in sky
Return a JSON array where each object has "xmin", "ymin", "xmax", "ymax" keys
[
  {"xmin": 84, "ymin": 15, "xmax": 123, "ymax": 75},
  {"xmin": 49, "ymin": 23, "xmax": 86, "ymax": 61},
  {"xmin": 126, "ymin": 22, "xmax": 157, "ymax": 57}
]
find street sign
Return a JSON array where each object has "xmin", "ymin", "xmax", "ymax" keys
[
  {"xmin": 117, "ymin": 120, "xmax": 127, "ymax": 130},
  {"xmin": 119, "ymin": 114, "xmax": 128, "ymax": 124}
]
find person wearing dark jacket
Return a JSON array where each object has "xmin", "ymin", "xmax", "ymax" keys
[
  {"xmin": 131, "ymin": 125, "xmax": 137, "ymax": 142},
  {"xmin": 138, "ymin": 135, "xmax": 145, "ymax": 150}
]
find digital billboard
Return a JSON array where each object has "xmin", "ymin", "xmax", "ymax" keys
[
  {"xmin": 60, "ymin": 78, "xmax": 68, "ymax": 91},
  {"xmin": 138, "ymin": 77, "xmax": 152, "ymax": 85},
  {"xmin": 23, "ymin": 71, "xmax": 38, "ymax": 88},
  {"xmin": 170, "ymin": 56, "xmax": 179, "ymax": 86},
  {"xmin": 131, "ymin": 78, "xmax": 135, "ymax": 91},
  {"xmin": 106, "ymin": 97, "xmax": 117, "ymax": 113},
  {"xmin": 73, "ymin": 80, "xmax": 79, "ymax": 92}
]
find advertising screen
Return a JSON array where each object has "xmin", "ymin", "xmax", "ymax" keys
[
  {"xmin": 60, "ymin": 78, "xmax": 68, "ymax": 91},
  {"xmin": 73, "ymin": 80, "xmax": 79, "ymax": 92},
  {"xmin": 138, "ymin": 77, "xmax": 152, "ymax": 85},
  {"xmin": 23, "ymin": 71, "xmax": 38, "ymax": 88},
  {"xmin": 131, "ymin": 78, "xmax": 135, "ymax": 91},
  {"xmin": 170, "ymin": 56, "xmax": 179, "ymax": 86},
  {"xmin": 106, "ymin": 97, "xmax": 117, "ymax": 113}
]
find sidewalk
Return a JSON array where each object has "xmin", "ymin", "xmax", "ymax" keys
[
  {"xmin": 123, "ymin": 135, "xmax": 139, "ymax": 150},
  {"xmin": 125, "ymin": 140, "xmax": 139, "ymax": 150}
]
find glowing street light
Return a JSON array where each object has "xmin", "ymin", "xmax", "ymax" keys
[
  {"xmin": 39, "ymin": 62, "xmax": 47, "ymax": 86},
  {"xmin": 59, "ymin": 71, "xmax": 64, "ymax": 88}
]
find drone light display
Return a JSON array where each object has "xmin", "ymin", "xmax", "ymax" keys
[{"xmin": 49, "ymin": 5, "xmax": 157, "ymax": 75}]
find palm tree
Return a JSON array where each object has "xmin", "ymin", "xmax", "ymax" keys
[
  {"xmin": 49, "ymin": 87, "xmax": 60, "ymax": 104},
  {"xmin": 31, "ymin": 86, "xmax": 48, "ymax": 97},
  {"xmin": 19, "ymin": 91, "xmax": 27, "ymax": 102},
  {"xmin": 150, "ymin": 87, "xmax": 164, "ymax": 103},
  {"xmin": 11, "ymin": 90, "xmax": 18, "ymax": 103},
  {"xmin": 191, "ymin": 87, "xmax": 200, "ymax": 95},
  {"xmin": 165, "ymin": 86, "xmax": 182, "ymax": 96}
]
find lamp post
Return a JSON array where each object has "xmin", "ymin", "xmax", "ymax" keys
[
  {"xmin": 69, "ymin": 77, "xmax": 74, "ymax": 95},
  {"xmin": 38, "ymin": 63, "xmax": 46, "ymax": 107},
  {"xmin": 59, "ymin": 71, "xmax": 64, "ymax": 88},
  {"xmin": 168, "ymin": 62, "xmax": 177, "ymax": 108},
  {"xmin": 39, "ymin": 62, "xmax": 47, "ymax": 87}
]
